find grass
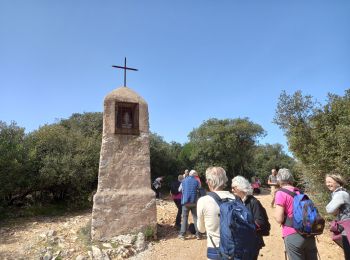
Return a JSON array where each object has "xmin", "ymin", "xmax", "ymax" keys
[
  {"xmin": 77, "ymin": 220, "xmax": 92, "ymax": 249},
  {"xmin": 25, "ymin": 202, "xmax": 69, "ymax": 217},
  {"xmin": 0, "ymin": 203, "xmax": 68, "ymax": 224},
  {"xmin": 0, "ymin": 201, "xmax": 92, "ymax": 223},
  {"xmin": 144, "ymin": 225, "xmax": 156, "ymax": 241}
]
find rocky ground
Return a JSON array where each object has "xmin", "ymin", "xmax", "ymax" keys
[
  {"xmin": 0, "ymin": 211, "xmax": 92, "ymax": 259},
  {"xmin": 0, "ymin": 189, "xmax": 344, "ymax": 259}
]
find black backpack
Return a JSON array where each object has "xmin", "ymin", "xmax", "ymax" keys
[
  {"xmin": 245, "ymin": 196, "xmax": 271, "ymax": 236},
  {"xmin": 170, "ymin": 180, "xmax": 181, "ymax": 195}
]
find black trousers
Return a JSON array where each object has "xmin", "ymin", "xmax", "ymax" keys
[
  {"xmin": 174, "ymin": 199, "xmax": 182, "ymax": 226},
  {"xmin": 342, "ymin": 235, "xmax": 350, "ymax": 260},
  {"xmin": 152, "ymin": 186, "xmax": 160, "ymax": 198}
]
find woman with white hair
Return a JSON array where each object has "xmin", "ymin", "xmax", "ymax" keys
[
  {"xmin": 232, "ymin": 176, "xmax": 270, "ymax": 260},
  {"xmin": 197, "ymin": 166, "xmax": 236, "ymax": 259},
  {"xmin": 274, "ymin": 168, "xmax": 318, "ymax": 260}
]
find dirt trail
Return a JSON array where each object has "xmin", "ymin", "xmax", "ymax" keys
[
  {"xmin": 143, "ymin": 188, "xmax": 343, "ymax": 260},
  {"xmin": 0, "ymin": 189, "xmax": 344, "ymax": 259}
]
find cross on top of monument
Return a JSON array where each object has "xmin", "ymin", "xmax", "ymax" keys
[{"xmin": 112, "ymin": 57, "xmax": 138, "ymax": 87}]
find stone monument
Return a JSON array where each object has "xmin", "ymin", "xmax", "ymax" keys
[{"xmin": 91, "ymin": 61, "xmax": 156, "ymax": 241}]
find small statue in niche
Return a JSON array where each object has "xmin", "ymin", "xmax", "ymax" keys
[
  {"xmin": 115, "ymin": 102, "xmax": 139, "ymax": 135},
  {"xmin": 121, "ymin": 110, "xmax": 133, "ymax": 129}
]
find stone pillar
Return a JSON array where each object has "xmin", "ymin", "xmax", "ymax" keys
[{"xmin": 91, "ymin": 87, "xmax": 156, "ymax": 241}]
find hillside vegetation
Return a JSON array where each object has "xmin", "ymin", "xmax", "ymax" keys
[{"xmin": 1, "ymin": 89, "xmax": 349, "ymax": 216}]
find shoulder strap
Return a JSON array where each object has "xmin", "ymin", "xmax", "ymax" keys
[
  {"xmin": 234, "ymin": 195, "xmax": 243, "ymax": 203},
  {"xmin": 278, "ymin": 188, "xmax": 301, "ymax": 227},
  {"xmin": 279, "ymin": 188, "xmax": 297, "ymax": 198},
  {"xmin": 335, "ymin": 187, "xmax": 348, "ymax": 193},
  {"xmin": 207, "ymin": 192, "xmax": 223, "ymax": 206}
]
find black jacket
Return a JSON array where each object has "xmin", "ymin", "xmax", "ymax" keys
[{"xmin": 244, "ymin": 195, "xmax": 270, "ymax": 249}]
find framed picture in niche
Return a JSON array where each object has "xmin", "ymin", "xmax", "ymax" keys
[{"xmin": 115, "ymin": 102, "xmax": 140, "ymax": 135}]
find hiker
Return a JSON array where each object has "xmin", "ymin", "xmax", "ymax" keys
[
  {"xmin": 178, "ymin": 169, "xmax": 189, "ymax": 193},
  {"xmin": 274, "ymin": 168, "xmax": 318, "ymax": 260},
  {"xmin": 268, "ymin": 169, "xmax": 278, "ymax": 207},
  {"xmin": 196, "ymin": 166, "xmax": 236, "ymax": 259},
  {"xmin": 189, "ymin": 169, "xmax": 206, "ymax": 198},
  {"xmin": 152, "ymin": 176, "xmax": 163, "ymax": 199},
  {"xmin": 189, "ymin": 169, "xmax": 202, "ymax": 187},
  {"xmin": 178, "ymin": 170, "xmax": 201, "ymax": 240},
  {"xmin": 251, "ymin": 176, "xmax": 261, "ymax": 194},
  {"xmin": 325, "ymin": 173, "xmax": 350, "ymax": 259},
  {"xmin": 232, "ymin": 176, "xmax": 270, "ymax": 260},
  {"xmin": 170, "ymin": 174, "xmax": 184, "ymax": 230},
  {"xmin": 183, "ymin": 169, "xmax": 189, "ymax": 178}
]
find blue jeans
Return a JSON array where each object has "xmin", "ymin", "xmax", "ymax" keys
[{"xmin": 179, "ymin": 204, "xmax": 199, "ymax": 236}]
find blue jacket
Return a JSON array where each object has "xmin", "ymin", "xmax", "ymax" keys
[{"xmin": 181, "ymin": 176, "xmax": 199, "ymax": 205}]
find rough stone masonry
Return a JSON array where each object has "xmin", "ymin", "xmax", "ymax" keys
[{"xmin": 91, "ymin": 86, "xmax": 156, "ymax": 241}]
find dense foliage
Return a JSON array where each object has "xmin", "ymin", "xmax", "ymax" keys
[
  {"xmin": 3, "ymin": 89, "xmax": 347, "ymax": 217},
  {"xmin": 274, "ymin": 89, "xmax": 350, "ymax": 204},
  {"xmin": 252, "ymin": 143, "xmax": 296, "ymax": 184},
  {"xmin": 1, "ymin": 112, "xmax": 295, "ymax": 213},
  {"xmin": 0, "ymin": 122, "xmax": 30, "ymax": 204},
  {"xmin": 0, "ymin": 113, "xmax": 102, "ymax": 210},
  {"xmin": 188, "ymin": 118, "xmax": 265, "ymax": 180}
]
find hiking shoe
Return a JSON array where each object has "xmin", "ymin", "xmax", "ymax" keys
[{"xmin": 178, "ymin": 235, "xmax": 185, "ymax": 240}]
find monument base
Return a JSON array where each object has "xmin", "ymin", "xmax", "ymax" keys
[{"xmin": 91, "ymin": 188, "xmax": 157, "ymax": 241}]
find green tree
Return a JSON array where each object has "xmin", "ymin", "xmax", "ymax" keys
[
  {"xmin": 252, "ymin": 143, "xmax": 296, "ymax": 184},
  {"xmin": 188, "ymin": 118, "xmax": 265, "ymax": 180},
  {"xmin": 273, "ymin": 90, "xmax": 316, "ymax": 164},
  {"xmin": 178, "ymin": 142, "xmax": 195, "ymax": 171},
  {"xmin": 0, "ymin": 121, "xmax": 30, "ymax": 204},
  {"xmin": 27, "ymin": 113, "xmax": 102, "ymax": 204},
  {"xmin": 150, "ymin": 133, "xmax": 184, "ymax": 184},
  {"xmin": 274, "ymin": 89, "xmax": 350, "ymax": 195},
  {"xmin": 60, "ymin": 112, "xmax": 103, "ymax": 138}
]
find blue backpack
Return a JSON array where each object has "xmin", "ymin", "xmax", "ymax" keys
[
  {"xmin": 280, "ymin": 188, "xmax": 325, "ymax": 236},
  {"xmin": 207, "ymin": 192, "xmax": 257, "ymax": 260}
]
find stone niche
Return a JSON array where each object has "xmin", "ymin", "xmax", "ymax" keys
[
  {"xmin": 91, "ymin": 87, "xmax": 156, "ymax": 241},
  {"xmin": 115, "ymin": 102, "xmax": 139, "ymax": 135}
]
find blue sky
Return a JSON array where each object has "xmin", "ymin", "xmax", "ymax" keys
[{"xmin": 1, "ymin": 1, "xmax": 349, "ymax": 154}]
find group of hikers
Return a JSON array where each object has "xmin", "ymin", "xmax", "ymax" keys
[{"xmin": 152, "ymin": 167, "xmax": 350, "ymax": 260}]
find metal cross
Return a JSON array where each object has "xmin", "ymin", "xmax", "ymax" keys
[{"xmin": 112, "ymin": 57, "xmax": 138, "ymax": 87}]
